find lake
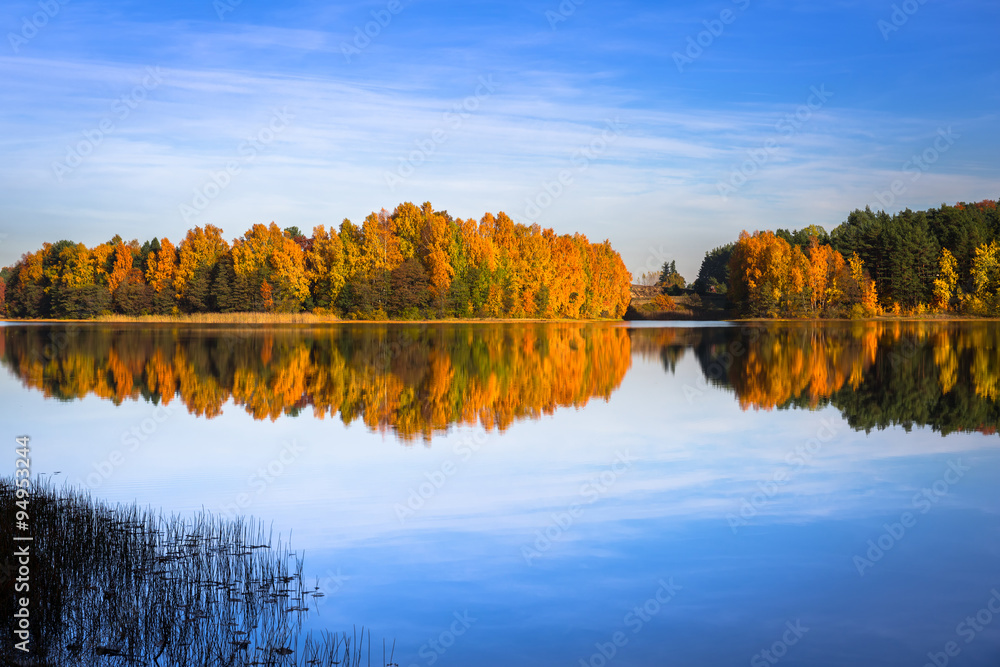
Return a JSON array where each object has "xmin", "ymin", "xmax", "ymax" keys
[{"xmin": 2, "ymin": 320, "xmax": 999, "ymax": 666}]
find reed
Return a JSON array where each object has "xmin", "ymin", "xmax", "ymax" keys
[
  {"xmin": 94, "ymin": 312, "xmax": 340, "ymax": 324},
  {"xmin": 0, "ymin": 478, "xmax": 390, "ymax": 667}
]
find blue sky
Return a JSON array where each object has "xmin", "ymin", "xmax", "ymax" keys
[{"xmin": 1, "ymin": 0, "xmax": 998, "ymax": 280}]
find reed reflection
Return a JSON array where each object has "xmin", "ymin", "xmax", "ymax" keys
[{"xmin": 0, "ymin": 480, "xmax": 382, "ymax": 667}]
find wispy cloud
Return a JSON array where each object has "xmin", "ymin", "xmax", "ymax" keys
[{"xmin": 1, "ymin": 1, "xmax": 997, "ymax": 278}]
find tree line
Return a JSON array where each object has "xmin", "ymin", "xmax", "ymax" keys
[
  {"xmin": 691, "ymin": 200, "xmax": 1000, "ymax": 317},
  {"xmin": 0, "ymin": 202, "xmax": 633, "ymax": 320}
]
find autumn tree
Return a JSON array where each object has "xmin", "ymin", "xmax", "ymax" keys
[
  {"xmin": 305, "ymin": 225, "xmax": 346, "ymax": 311},
  {"xmin": 175, "ymin": 224, "xmax": 229, "ymax": 311},
  {"xmin": 969, "ymin": 241, "xmax": 1000, "ymax": 315},
  {"xmin": 932, "ymin": 248, "xmax": 960, "ymax": 312},
  {"xmin": 420, "ymin": 207, "xmax": 455, "ymax": 314},
  {"xmin": 231, "ymin": 222, "xmax": 309, "ymax": 312}
]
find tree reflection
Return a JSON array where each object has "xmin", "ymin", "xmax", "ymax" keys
[
  {"xmin": 3, "ymin": 321, "xmax": 997, "ymax": 438},
  {"xmin": 675, "ymin": 322, "xmax": 1000, "ymax": 435},
  {"xmin": 1, "ymin": 324, "xmax": 632, "ymax": 441}
]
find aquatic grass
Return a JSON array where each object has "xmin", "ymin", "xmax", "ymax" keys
[
  {"xmin": 94, "ymin": 312, "xmax": 340, "ymax": 325},
  {"xmin": 0, "ymin": 478, "xmax": 390, "ymax": 667}
]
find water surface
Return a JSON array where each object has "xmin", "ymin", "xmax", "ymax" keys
[{"xmin": 2, "ymin": 321, "xmax": 998, "ymax": 666}]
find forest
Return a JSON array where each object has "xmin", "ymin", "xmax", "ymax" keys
[
  {"xmin": 0, "ymin": 202, "xmax": 632, "ymax": 321},
  {"xmin": 691, "ymin": 200, "xmax": 1000, "ymax": 318}
]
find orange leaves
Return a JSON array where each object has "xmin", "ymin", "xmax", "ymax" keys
[
  {"xmin": 729, "ymin": 230, "xmax": 792, "ymax": 314},
  {"xmin": 805, "ymin": 241, "xmax": 845, "ymax": 311},
  {"xmin": 260, "ymin": 281, "xmax": 273, "ymax": 312},
  {"xmin": 232, "ymin": 222, "xmax": 309, "ymax": 309},
  {"xmin": 420, "ymin": 211, "xmax": 454, "ymax": 305},
  {"xmin": 732, "ymin": 231, "xmax": 862, "ymax": 316},
  {"xmin": 146, "ymin": 238, "xmax": 176, "ymax": 293},
  {"xmin": 89, "ymin": 244, "xmax": 114, "ymax": 286},
  {"xmin": 6, "ymin": 201, "xmax": 631, "ymax": 320},
  {"xmin": 107, "ymin": 243, "xmax": 134, "ymax": 293}
]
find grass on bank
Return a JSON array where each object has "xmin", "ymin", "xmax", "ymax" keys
[{"xmin": 2, "ymin": 311, "xmax": 625, "ymax": 325}]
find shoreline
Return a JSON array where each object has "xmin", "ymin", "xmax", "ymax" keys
[
  {"xmin": 0, "ymin": 314, "xmax": 627, "ymax": 325},
  {"xmin": 3, "ymin": 314, "xmax": 999, "ymax": 325}
]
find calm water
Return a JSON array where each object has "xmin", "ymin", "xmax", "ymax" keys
[{"xmin": 2, "ymin": 321, "xmax": 999, "ymax": 666}]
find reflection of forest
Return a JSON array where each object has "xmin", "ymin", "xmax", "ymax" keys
[
  {"xmin": 0, "ymin": 324, "xmax": 632, "ymax": 440},
  {"xmin": 631, "ymin": 322, "xmax": 999, "ymax": 436},
  {"xmin": 3, "ymin": 322, "xmax": 997, "ymax": 438}
]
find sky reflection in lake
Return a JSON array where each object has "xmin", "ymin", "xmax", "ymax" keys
[{"xmin": 2, "ymin": 322, "xmax": 999, "ymax": 666}]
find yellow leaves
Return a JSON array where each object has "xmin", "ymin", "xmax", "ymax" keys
[
  {"xmin": 969, "ymin": 241, "xmax": 1000, "ymax": 315},
  {"xmin": 8, "ymin": 201, "xmax": 631, "ymax": 321},
  {"xmin": 175, "ymin": 224, "xmax": 229, "ymax": 293},
  {"xmin": 90, "ymin": 244, "xmax": 113, "ymax": 286},
  {"xmin": 146, "ymin": 238, "xmax": 176, "ymax": 293},
  {"xmin": 57, "ymin": 243, "xmax": 94, "ymax": 288},
  {"xmin": 932, "ymin": 248, "xmax": 959, "ymax": 312},
  {"xmin": 231, "ymin": 222, "xmax": 309, "ymax": 309},
  {"xmin": 306, "ymin": 225, "xmax": 346, "ymax": 305}
]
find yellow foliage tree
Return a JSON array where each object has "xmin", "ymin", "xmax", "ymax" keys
[
  {"xmin": 232, "ymin": 222, "xmax": 309, "ymax": 310},
  {"xmin": 305, "ymin": 225, "xmax": 346, "ymax": 310},
  {"xmin": 969, "ymin": 241, "xmax": 1000, "ymax": 315},
  {"xmin": 932, "ymin": 248, "xmax": 959, "ymax": 312},
  {"xmin": 175, "ymin": 224, "xmax": 229, "ymax": 295}
]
